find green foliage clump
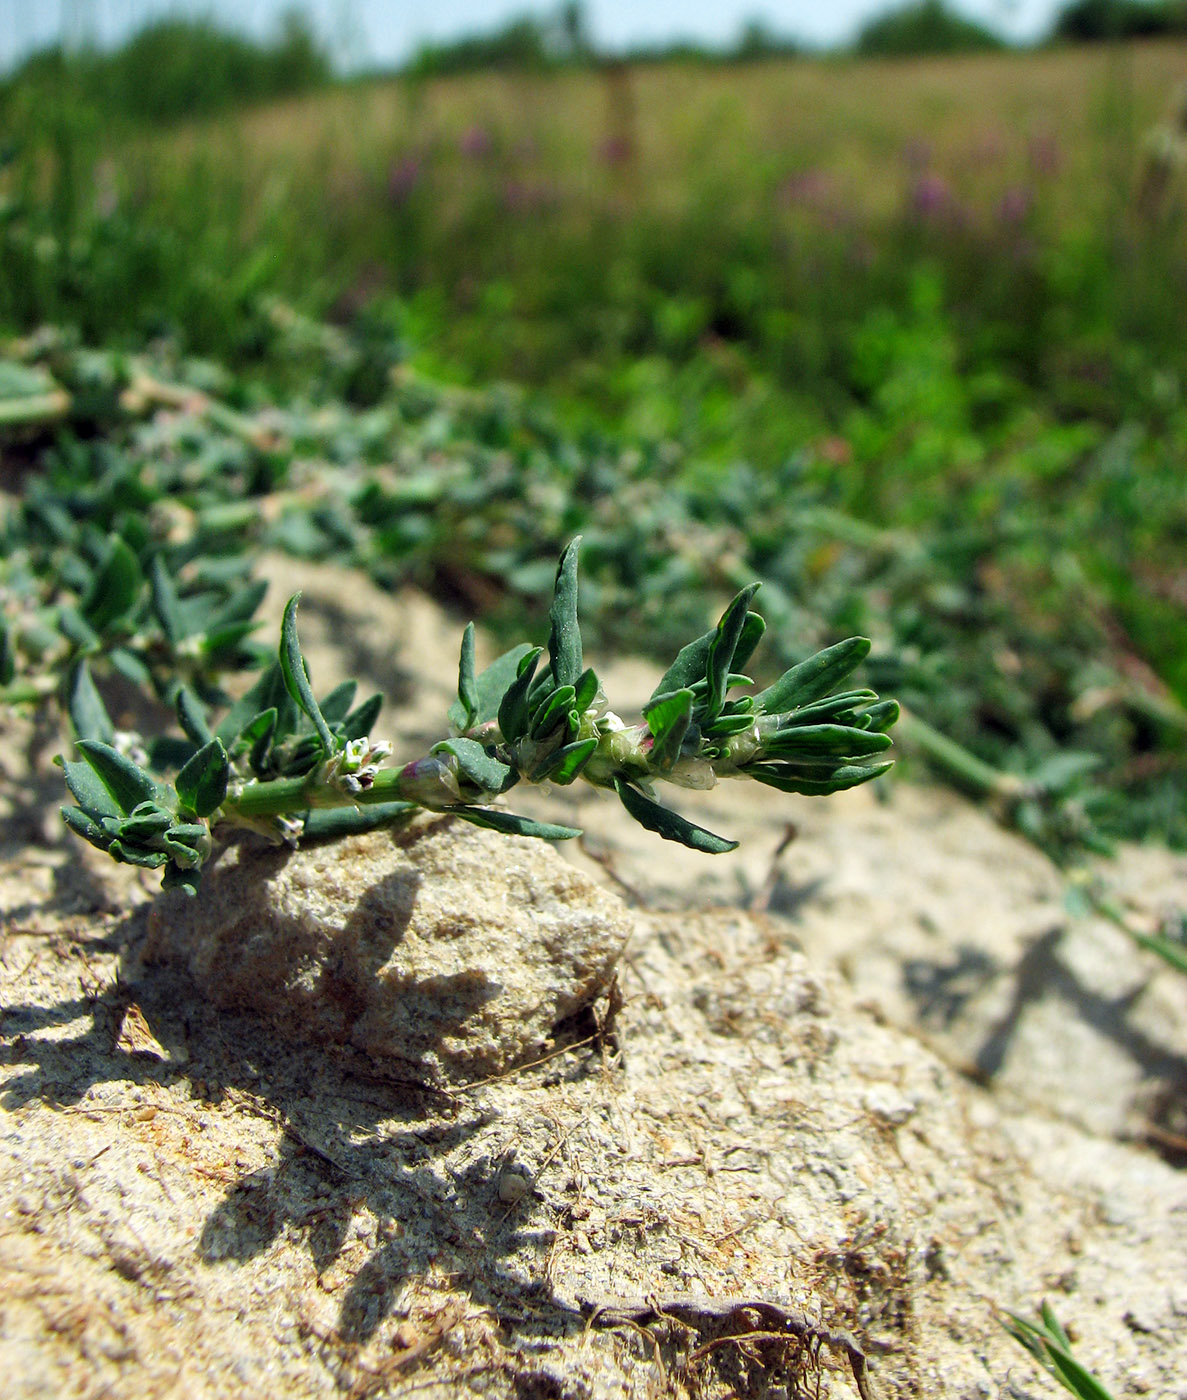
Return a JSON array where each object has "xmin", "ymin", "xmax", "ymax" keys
[
  {"xmin": 854, "ymin": 0, "xmax": 1006, "ymax": 55},
  {"xmin": 2, "ymin": 13, "xmax": 332, "ymax": 126},
  {"xmin": 1051, "ymin": 0, "xmax": 1187, "ymax": 40},
  {"xmin": 48, "ymin": 534, "xmax": 897, "ymax": 894},
  {"xmin": 406, "ymin": 3, "xmax": 593, "ymax": 77}
]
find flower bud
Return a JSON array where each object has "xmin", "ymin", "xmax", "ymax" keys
[{"xmin": 397, "ymin": 755, "xmax": 462, "ymax": 809}]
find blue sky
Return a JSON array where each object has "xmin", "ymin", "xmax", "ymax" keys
[{"xmin": 3, "ymin": 0, "xmax": 1065, "ymax": 73}]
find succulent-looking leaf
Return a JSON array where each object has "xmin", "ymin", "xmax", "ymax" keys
[
  {"xmin": 108, "ymin": 648, "xmax": 151, "ymax": 687},
  {"xmin": 862, "ymin": 700, "xmax": 900, "ymax": 733},
  {"xmin": 451, "ymin": 808, "xmax": 582, "ymax": 841},
  {"xmin": 175, "ymin": 739, "xmax": 229, "ymax": 818},
  {"xmin": 279, "ymin": 595, "xmax": 336, "ymax": 755},
  {"xmin": 747, "ymin": 760, "xmax": 894, "ymax": 795},
  {"xmin": 705, "ymin": 585, "xmax": 760, "ymax": 725},
  {"xmin": 548, "ymin": 536, "xmax": 583, "ymax": 688},
  {"xmin": 498, "ymin": 646, "xmax": 544, "ymax": 744},
  {"xmin": 216, "ymin": 663, "xmax": 288, "ymax": 745},
  {"xmin": 318, "ymin": 681, "xmax": 358, "ymax": 726},
  {"xmin": 457, "ymin": 621, "xmax": 478, "ymax": 728},
  {"xmin": 303, "ymin": 801, "xmax": 419, "ymax": 841},
  {"xmin": 762, "ymin": 724, "xmax": 893, "ymax": 758},
  {"xmin": 176, "ymin": 686, "xmax": 214, "ymax": 746},
  {"xmin": 149, "ymin": 555, "xmax": 184, "ymax": 646},
  {"xmin": 447, "ymin": 643, "xmax": 534, "ymax": 730},
  {"xmin": 573, "ymin": 667, "xmax": 599, "ymax": 715},
  {"xmin": 732, "ymin": 610, "xmax": 767, "ymax": 675},
  {"xmin": 74, "ymin": 740, "xmax": 163, "ymax": 814},
  {"xmin": 535, "ymin": 736, "xmax": 598, "ymax": 785},
  {"xmin": 0, "ymin": 620, "xmax": 14, "ymax": 687},
  {"xmin": 108, "ymin": 842, "xmax": 168, "ymax": 869},
  {"xmin": 530, "ymin": 684, "xmax": 576, "ymax": 740},
  {"xmin": 613, "ymin": 777, "xmax": 738, "ymax": 853},
  {"xmin": 57, "ymin": 606, "xmax": 99, "ymax": 651},
  {"xmin": 205, "ymin": 580, "xmax": 269, "ymax": 631},
  {"xmin": 755, "ymin": 637, "xmax": 872, "ymax": 715},
  {"xmin": 432, "ymin": 738, "xmax": 514, "ymax": 794},
  {"xmin": 342, "ymin": 693, "xmax": 383, "ymax": 742},
  {"xmin": 162, "ymin": 865, "xmax": 202, "ymax": 896},
  {"xmin": 66, "ymin": 661, "xmax": 115, "ymax": 744},
  {"xmin": 644, "ymin": 688, "xmax": 694, "ymax": 771},
  {"xmin": 82, "ymin": 537, "xmax": 141, "ymax": 633},
  {"xmin": 61, "ymin": 804, "xmax": 111, "ymax": 849},
  {"xmin": 775, "ymin": 689, "xmax": 879, "ymax": 727}
]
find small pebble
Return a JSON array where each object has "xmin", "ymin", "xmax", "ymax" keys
[{"xmin": 498, "ymin": 1171, "xmax": 530, "ymax": 1204}]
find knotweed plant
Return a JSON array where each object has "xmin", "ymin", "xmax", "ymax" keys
[{"xmin": 59, "ymin": 539, "xmax": 899, "ymax": 893}]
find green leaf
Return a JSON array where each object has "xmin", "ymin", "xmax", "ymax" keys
[
  {"xmin": 279, "ymin": 595, "xmax": 336, "ymax": 756},
  {"xmin": 747, "ymin": 760, "xmax": 894, "ymax": 795},
  {"xmin": 174, "ymin": 739, "xmax": 229, "ymax": 818},
  {"xmin": 762, "ymin": 724, "xmax": 893, "ymax": 758},
  {"xmin": 1131, "ymin": 930, "xmax": 1187, "ymax": 975},
  {"xmin": 201, "ymin": 620, "xmax": 260, "ymax": 657},
  {"xmin": 108, "ymin": 648, "xmax": 151, "ymax": 687},
  {"xmin": 216, "ymin": 663, "xmax": 289, "ymax": 745},
  {"xmin": 732, "ymin": 610, "xmax": 767, "ymax": 675},
  {"xmin": 755, "ymin": 637, "xmax": 873, "ymax": 715},
  {"xmin": 149, "ymin": 555, "xmax": 184, "ymax": 646},
  {"xmin": 176, "ymin": 686, "xmax": 214, "ymax": 746},
  {"xmin": 342, "ymin": 693, "xmax": 383, "ymax": 741},
  {"xmin": 547, "ymin": 538, "xmax": 583, "ymax": 688},
  {"xmin": 74, "ymin": 740, "xmax": 162, "ymax": 815},
  {"xmin": 530, "ymin": 684, "xmax": 576, "ymax": 740},
  {"xmin": 451, "ymin": 808, "xmax": 582, "ymax": 841},
  {"xmin": 534, "ymin": 736, "xmax": 598, "ymax": 785},
  {"xmin": 573, "ymin": 667, "xmax": 599, "ymax": 715},
  {"xmin": 498, "ymin": 646, "xmax": 544, "ymax": 744},
  {"xmin": 650, "ymin": 609, "xmax": 764, "ymax": 706},
  {"xmin": 613, "ymin": 777, "xmax": 738, "ymax": 853},
  {"xmin": 862, "ymin": 700, "xmax": 900, "ymax": 734},
  {"xmin": 82, "ymin": 537, "xmax": 142, "ymax": 633},
  {"xmin": 457, "ymin": 621, "xmax": 478, "ymax": 728},
  {"xmin": 318, "ymin": 681, "xmax": 358, "ymax": 725},
  {"xmin": 775, "ymin": 689, "xmax": 879, "ymax": 727},
  {"xmin": 245, "ymin": 708, "xmax": 279, "ymax": 772},
  {"xmin": 432, "ymin": 738, "xmax": 514, "ymax": 794},
  {"xmin": 61, "ymin": 804, "xmax": 112, "ymax": 849},
  {"xmin": 447, "ymin": 643, "xmax": 534, "ymax": 730},
  {"xmin": 643, "ymin": 688, "xmax": 694, "ymax": 771},
  {"xmin": 703, "ymin": 712, "xmax": 759, "ymax": 738},
  {"xmin": 118, "ymin": 805, "xmax": 174, "ymax": 839},
  {"xmin": 705, "ymin": 585, "xmax": 760, "ymax": 725},
  {"xmin": 66, "ymin": 661, "xmax": 115, "ymax": 744},
  {"xmin": 162, "ymin": 864, "xmax": 202, "ymax": 896},
  {"xmin": 205, "ymin": 580, "xmax": 269, "ymax": 631},
  {"xmin": 57, "ymin": 606, "xmax": 99, "ymax": 651},
  {"xmin": 108, "ymin": 841, "xmax": 169, "ymax": 869},
  {"xmin": 303, "ymin": 801, "xmax": 419, "ymax": 841},
  {"xmin": 651, "ymin": 628, "xmax": 714, "ymax": 702},
  {"xmin": 0, "ymin": 620, "xmax": 14, "ymax": 687},
  {"xmin": 59, "ymin": 756, "xmax": 120, "ymax": 818}
]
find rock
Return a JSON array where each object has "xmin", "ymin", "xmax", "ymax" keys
[{"xmin": 144, "ymin": 815, "xmax": 631, "ymax": 1083}]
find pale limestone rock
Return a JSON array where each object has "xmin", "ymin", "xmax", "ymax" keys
[{"xmin": 145, "ymin": 814, "xmax": 631, "ymax": 1082}]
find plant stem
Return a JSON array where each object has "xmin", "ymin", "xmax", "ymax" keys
[
  {"xmin": 898, "ymin": 708, "xmax": 1025, "ymax": 801},
  {"xmin": 225, "ymin": 763, "xmax": 415, "ymax": 820}
]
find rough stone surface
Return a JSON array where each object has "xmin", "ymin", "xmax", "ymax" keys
[
  {"xmin": 144, "ymin": 816, "xmax": 632, "ymax": 1083},
  {"xmin": 3, "ymin": 557, "xmax": 1187, "ymax": 1400}
]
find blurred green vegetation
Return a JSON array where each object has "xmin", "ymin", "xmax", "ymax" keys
[
  {"xmin": 854, "ymin": 0, "xmax": 1006, "ymax": 56},
  {"xmin": 1, "ymin": 30, "xmax": 1186, "ymax": 848},
  {"xmin": 1, "ymin": 12, "xmax": 332, "ymax": 126}
]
